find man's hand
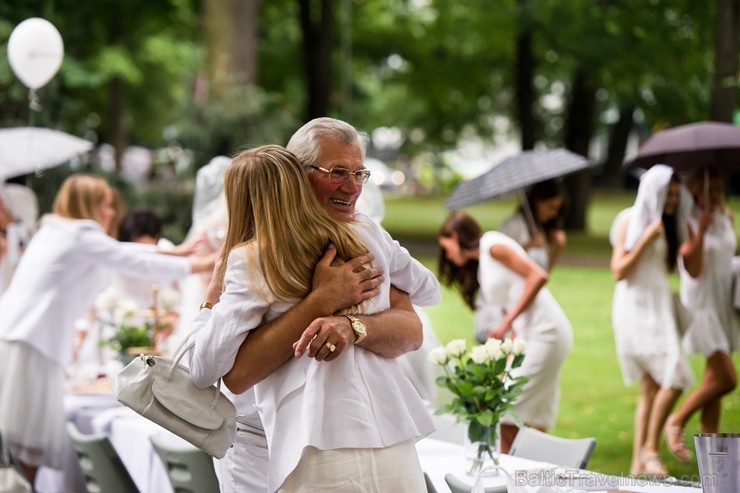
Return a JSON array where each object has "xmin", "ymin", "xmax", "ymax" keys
[
  {"xmin": 293, "ymin": 315, "xmax": 355, "ymax": 362},
  {"xmin": 311, "ymin": 244, "xmax": 384, "ymax": 314}
]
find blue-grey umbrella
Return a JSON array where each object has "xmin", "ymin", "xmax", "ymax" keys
[{"xmin": 445, "ymin": 148, "xmax": 589, "ymax": 210}]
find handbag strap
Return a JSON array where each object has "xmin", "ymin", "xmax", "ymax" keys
[{"xmin": 155, "ymin": 327, "xmax": 225, "ymax": 409}]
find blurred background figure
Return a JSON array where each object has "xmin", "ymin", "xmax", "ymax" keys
[
  {"xmin": 0, "ymin": 174, "xmax": 209, "ymax": 487},
  {"xmin": 0, "ymin": 184, "xmax": 39, "ymax": 297},
  {"xmin": 609, "ymin": 165, "xmax": 694, "ymax": 477},
  {"xmin": 666, "ymin": 165, "xmax": 738, "ymax": 458},
  {"xmin": 438, "ymin": 211, "xmax": 573, "ymax": 453},
  {"xmin": 473, "ymin": 179, "xmax": 569, "ymax": 343},
  {"xmin": 356, "ymin": 177, "xmax": 441, "ymax": 403},
  {"xmin": 499, "ymin": 178, "xmax": 569, "ymax": 273},
  {"xmin": 169, "ymin": 155, "xmax": 230, "ymax": 354}
]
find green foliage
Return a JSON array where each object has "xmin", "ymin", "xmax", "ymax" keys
[{"xmin": 100, "ymin": 322, "xmax": 154, "ymax": 354}]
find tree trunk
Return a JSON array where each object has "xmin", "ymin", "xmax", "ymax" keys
[
  {"xmin": 204, "ymin": 0, "xmax": 261, "ymax": 94},
  {"xmin": 515, "ymin": 0, "xmax": 536, "ymax": 150},
  {"xmin": 598, "ymin": 105, "xmax": 634, "ymax": 188},
  {"xmin": 710, "ymin": 0, "xmax": 738, "ymax": 122},
  {"xmin": 563, "ymin": 69, "xmax": 597, "ymax": 231},
  {"xmin": 109, "ymin": 77, "xmax": 125, "ymax": 176},
  {"xmin": 298, "ymin": 0, "xmax": 335, "ymax": 121}
]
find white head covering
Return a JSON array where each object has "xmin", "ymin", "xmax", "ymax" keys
[{"xmin": 624, "ymin": 164, "xmax": 691, "ymax": 251}]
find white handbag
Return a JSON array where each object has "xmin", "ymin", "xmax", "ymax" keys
[{"xmin": 113, "ymin": 332, "xmax": 237, "ymax": 458}]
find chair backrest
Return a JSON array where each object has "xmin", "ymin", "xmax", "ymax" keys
[
  {"xmin": 150, "ymin": 433, "xmax": 220, "ymax": 493},
  {"xmin": 66, "ymin": 421, "xmax": 139, "ymax": 493},
  {"xmin": 444, "ymin": 473, "xmax": 507, "ymax": 493},
  {"xmin": 423, "ymin": 471, "xmax": 437, "ymax": 493},
  {"xmin": 509, "ymin": 427, "xmax": 596, "ymax": 469}
]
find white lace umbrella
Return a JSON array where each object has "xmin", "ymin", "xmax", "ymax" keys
[
  {"xmin": 445, "ymin": 148, "xmax": 589, "ymax": 210},
  {"xmin": 0, "ymin": 126, "xmax": 93, "ymax": 181}
]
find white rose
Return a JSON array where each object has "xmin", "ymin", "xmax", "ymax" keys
[
  {"xmin": 500, "ymin": 338, "xmax": 514, "ymax": 355},
  {"xmin": 445, "ymin": 339, "xmax": 467, "ymax": 358},
  {"xmin": 158, "ymin": 287, "xmax": 181, "ymax": 311},
  {"xmin": 484, "ymin": 338, "xmax": 504, "ymax": 360},
  {"xmin": 470, "ymin": 345, "xmax": 489, "ymax": 364},
  {"xmin": 512, "ymin": 338, "xmax": 527, "ymax": 356},
  {"xmin": 94, "ymin": 286, "xmax": 120, "ymax": 312},
  {"xmin": 114, "ymin": 298, "xmax": 139, "ymax": 321},
  {"xmin": 427, "ymin": 347, "xmax": 449, "ymax": 365}
]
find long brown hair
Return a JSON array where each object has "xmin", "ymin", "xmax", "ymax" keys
[
  {"xmin": 218, "ymin": 145, "xmax": 369, "ymax": 309},
  {"xmin": 437, "ymin": 211, "xmax": 482, "ymax": 310}
]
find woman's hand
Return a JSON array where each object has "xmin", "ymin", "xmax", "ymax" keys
[
  {"xmin": 645, "ymin": 218, "xmax": 664, "ymax": 242},
  {"xmin": 488, "ymin": 320, "xmax": 513, "ymax": 340}
]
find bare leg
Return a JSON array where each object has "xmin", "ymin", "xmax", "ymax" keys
[
  {"xmin": 700, "ymin": 398, "xmax": 722, "ymax": 433},
  {"xmin": 665, "ymin": 352, "xmax": 736, "ymax": 457},
  {"xmin": 632, "ymin": 376, "xmax": 658, "ymax": 475},
  {"xmin": 18, "ymin": 461, "xmax": 37, "ymax": 488},
  {"xmin": 644, "ymin": 387, "xmax": 682, "ymax": 453},
  {"xmin": 500, "ymin": 424, "xmax": 518, "ymax": 454}
]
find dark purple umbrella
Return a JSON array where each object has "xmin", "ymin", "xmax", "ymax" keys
[{"xmin": 625, "ymin": 121, "xmax": 740, "ymax": 170}]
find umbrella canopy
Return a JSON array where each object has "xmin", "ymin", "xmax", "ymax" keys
[
  {"xmin": 625, "ymin": 121, "xmax": 740, "ymax": 171},
  {"xmin": 445, "ymin": 148, "xmax": 589, "ymax": 210},
  {"xmin": 0, "ymin": 126, "xmax": 93, "ymax": 181}
]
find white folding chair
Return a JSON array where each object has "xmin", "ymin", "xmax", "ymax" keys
[
  {"xmin": 150, "ymin": 433, "xmax": 220, "ymax": 493},
  {"xmin": 509, "ymin": 426, "xmax": 596, "ymax": 469},
  {"xmin": 444, "ymin": 473, "xmax": 507, "ymax": 493},
  {"xmin": 427, "ymin": 412, "xmax": 467, "ymax": 445},
  {"xmin": 66, "ymin": 421, "xmax": 139, "ymax": 493}
]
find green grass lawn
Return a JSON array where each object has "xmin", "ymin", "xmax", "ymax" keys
[{"xmin": 382, "ymin": 192, "xmax": 740, "ymax": 480}]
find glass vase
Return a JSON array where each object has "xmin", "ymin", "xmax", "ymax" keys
[{"xmin": 465, "ymin": 421, "xmax": 501, "ymax": 477}]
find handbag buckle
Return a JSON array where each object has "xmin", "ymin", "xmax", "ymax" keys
[{"xmin": 144, "ymin": 355, "xmax": 156, "ymax": 367}]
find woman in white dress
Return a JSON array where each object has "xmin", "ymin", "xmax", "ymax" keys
[
  {"xmin": 0, "ymin": 174, "xmax": 211, "ymax": 486},
  {"xmin": 438, "ymin": 211, "xmax": 573, "ymax": 453},
  {"xmin": 189, "ymin": 145, "xmax": 440, "ymax": 492},
  {"xmin": 475, "ymin": 180, "xmax": 568, "ymax": 345},
  {"xmin": 665, "ymin": 165, "xmax": 738, "ymax": 458},
  {"xmin": 609, "ymin": 165, "xmax": 694, "ymax": 477}
]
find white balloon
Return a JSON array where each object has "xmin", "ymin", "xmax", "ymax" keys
[{"xmin": 7, "ymin": 18, "xmax": 64, "ymax": 90}]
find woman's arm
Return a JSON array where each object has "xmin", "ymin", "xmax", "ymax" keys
[
  {"xmin": 610, "ymin": 216, "xmax": 661, "ymax": 281},
  {"xmin": 487, "ymin": 243, "xmax": 548, "ymax": 340},
  {"xmin": 680, "ymin": 211, "xmax": 711, "ymax": 278}
]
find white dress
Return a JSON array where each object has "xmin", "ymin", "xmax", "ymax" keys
[
  {"xmin": 477, "ymin": 232, "xmax": 573, "ymax": 429},
  {"xmin": 680, "ymin": 208, "xmax": 740, "ymax": 356},
  {"xmin": 499, "ymin": 212, "xmax": 549, "ymax": 271},
  {"xmin": 610, "ymin": 210, "xmax": 694, "ymax": 389}
]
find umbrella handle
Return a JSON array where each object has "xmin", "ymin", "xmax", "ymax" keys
[{"xmin": 518, "ymin": 189, "xmax": 538, "ymax": 236}]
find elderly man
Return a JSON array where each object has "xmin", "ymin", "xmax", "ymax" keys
[{"xmin": 193, "ymin": 118, "xmax": 438, "ymax": 493}]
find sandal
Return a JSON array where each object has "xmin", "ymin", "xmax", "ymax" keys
[
  {"xmin": 640, "ymin": 449, "xmax": 668, "ymax": 479},
  {"xmin": 664, "ymin": 423, "xmax": 693, "ymax": 461}
]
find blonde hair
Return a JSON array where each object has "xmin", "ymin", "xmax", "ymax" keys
[
  {"xmin": 52, "ymin": 174, "xmax": 111, "ymax": 223},
  {"xmin": 219, "ymin": 145, "xmax": 370, "ymax": 307}
]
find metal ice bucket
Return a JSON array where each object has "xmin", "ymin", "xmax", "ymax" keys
[{"xmin": 694, "ymin": 433, "xmax": 740, "ymax": 493}]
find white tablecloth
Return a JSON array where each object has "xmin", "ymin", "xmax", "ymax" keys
[{"xmin": 415, "ymin": 438, "xmax": 701, "ymax": 493}]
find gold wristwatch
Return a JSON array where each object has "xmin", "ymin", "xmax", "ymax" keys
[{"xmin": 345, "ymin": 315, "xmax": 367, "ymax": 344}]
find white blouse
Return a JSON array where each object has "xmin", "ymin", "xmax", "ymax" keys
[
  {"xmin": 190, "ymin": 213, "xmax": 440, "ymax": 491},
  {"xmin": 0, "ymin": 215, "xmax": 191, "ymax": 366}
]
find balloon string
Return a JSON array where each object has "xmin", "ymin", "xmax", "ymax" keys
[{"xmin": 28, "ymin": 89, "xmax": 41, "ymax": 127}]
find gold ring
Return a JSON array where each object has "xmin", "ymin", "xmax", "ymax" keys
[{"xmin": 325, "ymin": 342, "xmax": 336, "ymax": 352}]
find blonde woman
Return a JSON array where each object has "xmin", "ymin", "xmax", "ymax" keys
[
  {"xmin": 189, "ymin": 145, "xmax": 439, "ymax": 492},
  {"xmin": 665, "ymin": 165, "xmax": 738, "ymax": 457},
  {"xmin": 0, "ymin": 174, "xmax": 211, "ymax": 486}
]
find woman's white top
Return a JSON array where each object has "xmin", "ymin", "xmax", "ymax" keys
[
  {"xmin": 610, "ymin": 208, "xmax": 693, "ymax": 388},
  {"xmin": 0, "ymin": 215, "xmax": 191, "ymax": 366},
  {"xmin": 679, "ymin": 207, "xmax": 740, "ymax": 355},
  {"xmin": 190, "ymin": 213, "xmax": 440, "ymax": 492},
  {"xmin": 499, "ymin": 211, "xmax": 549, "ymax": 271}
]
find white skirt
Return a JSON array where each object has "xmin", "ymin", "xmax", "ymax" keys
[
  {"xmin": 278, "ymin": 440, "xmax": 425, "ymax": 493},
  {"xmin": 0, "ymin": 340, "xmax": 66, "ymax": 469}
]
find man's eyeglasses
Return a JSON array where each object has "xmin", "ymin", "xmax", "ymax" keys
[{"xmin": 308, "ymin": 165, "xmax": 371, "ymax": 185}]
